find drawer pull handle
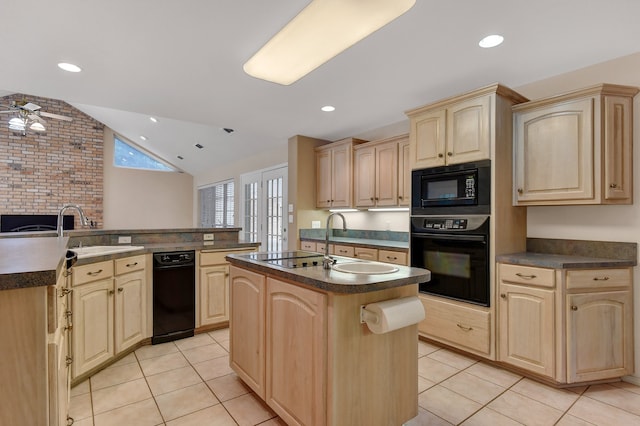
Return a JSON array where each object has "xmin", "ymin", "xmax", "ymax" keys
[
  {"xmin": 126, "ymin": 262, "xmax": 138, "ymax": 267},
  {"xmin": 500, "ymin": 293, "xmax": 506, "ymax": 299},
  {"xmin": 593, "ymin": 276, "xmax": 610, "ymax": 281},
  {"xmin": 339, "ymin": 250, "xmax": 347, "ymax": 253},
  {"xmin": 87, "ymin": 269, "xmax": 103, "ymax": 276},
  {"xmin": 517, "ymin": 188, "xmax": 523, "ymax": 194},
  {"xmin": 610, "ymin": 183, "xmax": 618, "ymax": 189},
  {"xmin": 438, "ymin": 153, "xmax": 444, "ymax": 158},
  {"xmin": 447, "ymin": 152, "xmax": 453, "ymax": 157},
  {"xmin": 571, "ymin": 305, "xmax": 578, "ymax": 311},
  {"xmin": 515, "ymin": 273, "xmax": 536, "ymax": 279},
  {"xmin": 386, "ymin": 256, "xmax": 397, "ymax": 260},
  {"xmin": 64, "ymin": 324, "xmax": 73, "ymax": 332},
  {"xmin": 109, "ymin": 290, "xmax": 114, "ymax": 295},
  {"xmin": 66, "ymin": 356, "xmax": 74, "ymax": 366},
  {"xmin": 117, "ymin": 287, "xmax": 124, "ymax": 293},
  {"xmin": 456, "ymin": 323, "xmax": 473, "ymax": 332}
]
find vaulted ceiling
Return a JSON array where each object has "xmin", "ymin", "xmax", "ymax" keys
[{"xmin": 2, "ymin": 0, "xmax": 640, "ymax": 175}]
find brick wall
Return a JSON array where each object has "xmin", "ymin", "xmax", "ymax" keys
[{"xmin": 0, "ymin": 93, "xmax": 105, "ymax": 228}]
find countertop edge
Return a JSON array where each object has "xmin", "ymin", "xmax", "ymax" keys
[{"xmin": 496, "ymin": 252, "xmax": 637, "ymax": 269}]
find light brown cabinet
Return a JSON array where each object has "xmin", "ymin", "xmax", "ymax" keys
[
  {"xmin": 72, "ymin": 255, "xmax": 147, "ymax": 379},
  {"xmin": 497, "ymin": 262, "xmax": 633, "ymax": 384},
  {"xmin": 198, "ymin": 248, "xmax": 258, "ymax": 328},
  {"xmin": 353, "ymin": 246, "xmax": 378, "ymax": 261},
  {"xmin": 316, "ymin": 138, "xmax": 365, "ymax": 208},
  {"xmin": 354, "ymin": 137, "xmax": 401, "ymax": 207},
  {"xmin": 513, "ymin": 84, "xmax": 638, "ymax": 205},
  {"xmin": 406, "ymin": 88, "xmax": 527, "ymax": 169},
  {"xmin": 398, "ymin": 138, "xmax": 411, "ymax": 206}
]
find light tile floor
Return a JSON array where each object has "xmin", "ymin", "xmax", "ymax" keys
[{"xmin": 70, "ymin": 329, "xmax": 640, "ymax": 425}]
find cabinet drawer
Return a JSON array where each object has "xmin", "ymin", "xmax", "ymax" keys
[
  {"xmin": 499, "ymin": 263, "xmax": 555, "ymax": 288},
  {"xmin": 333, "ymin": 244, "xmax": 354, "ymax": 257},
  {"xmin": 72, "ymin": 260, "xmax": 113, "ymax": 286},
  {"xmin": 300, "ymin": 241, "xmax": 317, "ymax": 252},
  {"xmin": 378, "ymin": 250, "xmax": 408, "ymax": 265},
  {"xmin": 566, "ymin": 268, "xmax": 631, "ymax": 290},
  {"xmin": 316, "ymin": 243, "xmax": 332, "ymax": 254},
  {"xmin": 354, "ymin": 247, "xmax": 378, "ymax": 261},
  {"xmin": 114, "ymin": 255, "xmax": 146, "ymax": 275},
  {"xmin": 419, "ymin": 296, "xmax": 491, "ymax": 355}
]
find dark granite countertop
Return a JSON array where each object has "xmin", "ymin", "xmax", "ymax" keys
[
  {"xmin": 226, "ymin": 252, "xmax": 429, "ymax": 294},
  {"xmin": 300, "ymin": 236, "xmax": 409, "ymax": 251},
  {"xmin": 496, "ymin": 252, "xmax": 637, "ymax": 269},
  {"xmin": 1, "ymin": 237, "xmax": 260, "ymax": 290}
]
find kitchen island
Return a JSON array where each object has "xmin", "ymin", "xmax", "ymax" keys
[{"xmin": 226, "ymin": 251, "xmax": 430, "ymax": 426}]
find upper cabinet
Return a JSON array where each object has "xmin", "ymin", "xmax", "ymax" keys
[
  {"xmin": 406, "ymin": 85, "xmax": 528, "ymax": 169},
  {"xmin": 513, "ymin": 84, "xmax": 639, "ymax": 206},
  {"xmin": 353, "ymin": 134, "xmax": 409, "ymax": 208},
  {"xmin": 315, "ymin": 138, "xmax": 366, "ymax": 209}
]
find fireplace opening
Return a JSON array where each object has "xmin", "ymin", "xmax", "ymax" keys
[{"xmin": 0, "ymin": 214, "xmax": 75, "ymax": 233}]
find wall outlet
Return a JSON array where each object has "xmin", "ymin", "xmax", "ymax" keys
[
  {"xmin": 203, "ymin": 233, "xmax": 215, "ymax": 241},
  {"xmin": 311, "ymin": 220, "xmax": 321, "ymax": 229},
  {"xmin": 118, "ymin": 236, "xmax": 132, "ymax": 244}
]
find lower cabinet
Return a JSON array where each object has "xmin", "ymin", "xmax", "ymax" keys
[
  {"xmin": 497, "ymin": 263, "xmax": 633, "ymax": 384},
  {"xmin": 72, "ymin": 255, "xmax": 147, "ymax": 379},
  {"xmin": 354, "ymin": 246, "xmax": 378, "ymax": 260}
]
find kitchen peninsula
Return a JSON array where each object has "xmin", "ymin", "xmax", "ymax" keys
[
  {"xmin": 0, "ymin": 228, "xmax": 259, "ymax": 426},
  {"xmin": 226, "ymin": 252, "xmax": 430, "ymax": 426}
]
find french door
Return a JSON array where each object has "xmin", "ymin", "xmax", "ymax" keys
[{"xmin": 240, "ymin": 165, "xmax": 288, "ymax": 252}]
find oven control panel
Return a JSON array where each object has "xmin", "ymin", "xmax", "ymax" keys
[{"xmin": 423, "ymin": 218, "xmax": 468, "ymax": 230}]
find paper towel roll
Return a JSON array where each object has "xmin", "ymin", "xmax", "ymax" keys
[{"xmin": 361, "ymin": 296, "xmax": 425, "ymax": 334}]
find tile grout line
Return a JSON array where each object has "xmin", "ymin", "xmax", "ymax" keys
[{"xmin": 135, "ymin": 350, "xmax": 169, "ymax": 425}]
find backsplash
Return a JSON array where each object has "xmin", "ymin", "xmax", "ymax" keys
[
  {"xmin": 300, "ymin": 228, "xmax": 408, "ymax": 242},
  {"xmin": 527, "ymin": 238, "xmax": 638, "ymax": 262}
]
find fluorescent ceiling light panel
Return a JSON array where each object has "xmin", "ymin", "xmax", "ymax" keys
[
  {"xmin": 479, "ymin": 34, "xmax": 504, "ymax": 48},
  {"xmin": 243, "ymin": 0, "xmax": 416, "ymax": 85},
  {"xmin": 57, "ymin": 62, "xmax": 82, "ymax": 72}
]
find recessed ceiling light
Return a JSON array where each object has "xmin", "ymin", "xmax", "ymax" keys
[
  {"xmin": 140, "ymin": 135, "xmax": 148, "ymax": 141},
  {"xmin": 177, "ymin": 155, "xmax": 184, "ymax": 160},
  {"xmin": 478, "ymin": 34, "xmax": 504, "ymax": 48},
  {"xmin": 195, "ymin": 143, "xmax": 204, "ymax": 149},
  {"xmin": 57, "ymin": 62, "xmax": 82, "ymax": 73},
  {"xmin": 321, "ymin": 105, "xmax": 335, "ymax": 112},
  {"xmin": 149, "ymin": 117, "xmax": 158, "ymax": 123},
  {"xmin": 222, "ymin": 128, "xmax": 235, "ymax": 134}
]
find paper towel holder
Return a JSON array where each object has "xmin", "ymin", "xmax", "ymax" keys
[{"xmin": 360, "ymin": 305, "xmax": 380, "ymax": 325}]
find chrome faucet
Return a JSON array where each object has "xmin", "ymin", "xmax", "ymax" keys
[
  {"xmin": 323, "ymin": 212, "xmax": 347, "ymax": 269},
  {"xmin": 57, "ymin": 204, "xmax": 90, "ymax": 237}
]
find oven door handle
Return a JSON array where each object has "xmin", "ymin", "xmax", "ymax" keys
[{"xmin": 412, "ymin": 233, "xmax": 487, "ymax": 243}]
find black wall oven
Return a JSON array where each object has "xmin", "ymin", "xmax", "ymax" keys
[{"xmin": 411, "ymin": 215, "xmax": 490, "ymax": 306}]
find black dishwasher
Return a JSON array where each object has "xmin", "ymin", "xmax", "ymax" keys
[{"xmin": 152, "ymin": 250, "xmax": 196, "ymax": 344}]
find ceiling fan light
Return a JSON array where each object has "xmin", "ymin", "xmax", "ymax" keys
[
  {"xmin": 243, "ymin": 0, "xmax": 416, "ymax": 85},
  {"xmin": 8, "ymin": 117, "xmax": 25, "ymax": 131},
  {"xmin": 30, "ymin": 122, "xmax": 46, "ymax": 132}
]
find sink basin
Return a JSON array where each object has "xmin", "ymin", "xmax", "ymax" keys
[
  {"xmin": 71, "ymin": 245, "xmax": 145, "ymax": 259},
  {"xmin": 332, "ymin": 262, "xmax": 399, "ymax": 274}
]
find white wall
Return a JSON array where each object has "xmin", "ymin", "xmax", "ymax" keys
[
  {"xmin": 192, "ymin": 141, "xmax": 288, "ymax": 226},
  {"xmin": 514, "ymin": 52, "xmax": 640, "ymax": 382},
  {"xmin": 103, "ymin": 128, "xmax": 194, "ymax": 229}
]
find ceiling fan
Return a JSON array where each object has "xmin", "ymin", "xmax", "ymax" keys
[{"xmin": 0, "ymin": 100, "xmax": 73, "ymax": 135}]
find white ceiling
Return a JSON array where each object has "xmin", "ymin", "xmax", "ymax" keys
[{"xmin": 2, "ymin": 0, "xmax": 640, "ymax": 176}]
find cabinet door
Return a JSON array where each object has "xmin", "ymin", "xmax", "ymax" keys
[
  {"xmin": 446, "ymin": 94, "xmax": 491, "ymax": 165},
  {"xmin": 114, "ymin": 270, "xmax": 146, "ymax": 354},
  {"xmin": 514, "ymin": 97, "xmax": 594, "ymax": 203},
  {"xmin": 398, "ymin": 139, "xmax": 410, "ymax": 206},
  {"xmin": 498, "ymin": 283, "xmax": 555, "ymax": 379},
  {"xmin": 411, "ymin": 109, "xmax": 446, "ymax": 169},
  {"xmin": 229, "ymin": 266, "xmax": 266, "ymax": 398},
  {"xmin": 72, "ymin": 279, "xmax": 114, "ymax": 378},
  {"xmin": 48, "ymin": 325, "xmax": 69, "ymax": 426},
  {"xmin": 331, "ymin": 144, "xmax": 352, "ymax": 207},
  {"xmin": 354, "ymin": 145, "xmax": 376, "ymax": 207},
  {"xmin": 375, "ymin": 141, "xmax": 399, "ymax": 206},
  {"xmin": 567, "ymin": 291, "xmax": 633, "ymax": 383},
  {"xmin": 199, "ymin": 265, "xmax": 229, "ymax": 326},
  {"xmin": 266, "ymin": 278, "xmax": 327, "ymax": 426},
  {"xmin": 316, "ymin": 148, "xmax": 332, "ymax": 208},
  {"xmin": 603, "ymin": 95, "xmax": 633, "ymax": 201}
]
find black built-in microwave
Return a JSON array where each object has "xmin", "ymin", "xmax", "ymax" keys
[{"xmin": 411, "ymin": 160, "xmax": 491, "ymax": 215}]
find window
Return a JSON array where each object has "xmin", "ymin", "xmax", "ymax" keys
[
  {"xmin": 114, "ymin": 135, "xmax": 175, "ymax": 171},
  {"xmin": 200, "ymin": 180, "xmax": 234, "ymax": 227}
]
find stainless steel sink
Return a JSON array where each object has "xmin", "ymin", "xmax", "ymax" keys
[
  {"xmin": 332, "ymin": 262, "xmax": 399, "ymax": 274},
  {"xmin": 71, "ymin": 245, "xmax": 145, "ymax": 259}
]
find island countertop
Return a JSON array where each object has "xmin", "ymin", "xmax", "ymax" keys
[{"xmin": 226, "ymin": 251, "xmax": 430, "ymax": 294}]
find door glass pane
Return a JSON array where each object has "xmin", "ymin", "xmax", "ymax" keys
[
  {"xmin": 244, "ymin": 181, "xmax": 259, "ymax": 242},
  {"xmin": 266, "ymin": 176, "xmax": 283, "ymax": 252}
]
